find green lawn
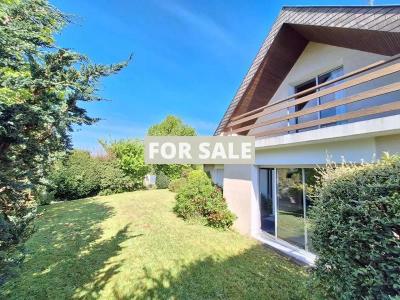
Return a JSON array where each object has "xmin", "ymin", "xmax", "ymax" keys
[{"xmin": 1, "ymin": 190, "xmax": 310, "ymax": 299}]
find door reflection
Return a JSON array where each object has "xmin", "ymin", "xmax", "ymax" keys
[{"xmin": 259, "ymin": 168, "xmax": 275, "ymax": 235}]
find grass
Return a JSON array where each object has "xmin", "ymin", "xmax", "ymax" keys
[
  {"xmin": 277, "ymin": 211, "xmax": 306, "ymax": 247},
  {"xmin": 1, "ymin": 190, "xmax": 310, "ymax": 299},
  {"xmin": 277, "ymin": 211, "xmax": 314, "ymax": 251}
]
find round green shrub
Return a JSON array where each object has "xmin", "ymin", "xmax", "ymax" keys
[
  {"xmin": 310, "ymin": 154, "xmax": 400, "ymax": 299},
  {"xmin": 156, "ymin": 172, "xmax": 170, "ymax": 189},
  {"xmin": 173, "ymin": 170, "xmax": 235, "ymax": 229},
  {"xmin": 168, "ymin": 178, "xmax": 187, "ymax": 193}
]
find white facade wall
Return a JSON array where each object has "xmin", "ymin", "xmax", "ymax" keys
[
  {"xmin": 222, "ymin": 165, "xmax": 258, "ymax": 235},
  {"xmin": 204, "ymin": 165, "xmax": 224, "ymax": 187},
  {"xmin": 256, "ymin": 134, "xmax": 400, "ymax": 167}
]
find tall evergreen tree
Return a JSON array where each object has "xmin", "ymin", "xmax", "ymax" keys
[{"xmin": 0, "ymin": 0, "xmax": 128, "ymax": 249}]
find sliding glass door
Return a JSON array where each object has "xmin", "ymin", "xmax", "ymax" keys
[
  {"xmin": 276, "ymin": 168, "xmax": 305, "ymax": 249},
  {"xmin": 259, "ymin": 167, "xmax": 317, "ymax": 253}
]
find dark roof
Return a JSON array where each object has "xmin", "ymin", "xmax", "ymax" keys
[
  {"xmin": 282, "ymin": 5, "xmax": 400, "ymax": 8},
  {"xmin": 215, "ymin": 5, "xmax": 400, "ymax": 135}
]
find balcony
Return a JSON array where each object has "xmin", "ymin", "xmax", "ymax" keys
[{"xmin": 225, "ymin": 55, "xmax": 400, "ymax": 141}]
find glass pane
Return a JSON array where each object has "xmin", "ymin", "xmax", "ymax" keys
[
  {"xmin": 291, "ymin": 78, "xmax": 319, "ymax": 132},
  {"xmin": 318, "ymin": 68, "xmax": 345, "ymax": 126},
  {"xmin": 304, "ymin": 168, "xmax": 320, "ymax": 253},
  {"xmin": 277, "ymin": 168, "xmax": 305, "ymax": 249},
  {"xmin": 259, "ymin": 169, "xmax": 275, "ymax": 235}
]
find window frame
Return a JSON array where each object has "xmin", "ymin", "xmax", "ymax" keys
[{"xmin": 291, "ymin": 66, "xmax": 344, "ymax": 129}]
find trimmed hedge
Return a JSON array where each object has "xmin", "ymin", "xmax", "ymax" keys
[
  {"xmin": 49, "ymin": 150, "xmax": 136, "ymax": 200},
  {"xmin": 98, "ymin": 159, "xmax": 135, "ymax": 196},
  {"xmin": 156, "ymin": 172, "xmax": 169, "ymax": 189},
  {"xmin": 173, "ymin": 170, "xmax": 235, "ymax": 229},
  {"xmin": 49, "ymin": 151, "xmax": 101, "ymax": 200},
  {"xmin": 310, "ymin": 154, "xmax": 400, "ymax": 299}
]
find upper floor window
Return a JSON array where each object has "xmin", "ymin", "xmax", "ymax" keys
[{"xmin": 291, "ymin": 67, "xmax": 345, "ymax": 132}]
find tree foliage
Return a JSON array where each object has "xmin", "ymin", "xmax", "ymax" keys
[
  {"xmin": 310, "ymin": 154, "xmax": 400, "ymax": 299},
  {"xmin": 147, "ymin": 115, "xmax": 196, "ymax": 136},
  {"xmin": 103, "ymin": 140, "xmax": 150, "ymax": 190},
  {"xmin": 0, "ymin": 0, "xmax": 128, "ymax": 249},
  {"xmin": 147, "ymin": 115, "xmax": 196, "ymax": 179}
]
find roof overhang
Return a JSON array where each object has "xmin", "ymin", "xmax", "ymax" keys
[{"xmin": 215, "ymin": 6, "xmax": 400, "ymax": 135}]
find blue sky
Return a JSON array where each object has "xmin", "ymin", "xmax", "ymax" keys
[{"xmin": 51, "ymin": 0, "xmax": 399, "ymax": 152}]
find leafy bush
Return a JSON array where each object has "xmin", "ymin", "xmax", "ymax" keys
[
  {"xmin": 50, "ymin": 150, "xmax": 101, "ymax": 200},
  {"xmin": 310, "ymin": 154, "xmax": 400, "ymax": 299},
  {"xmin": 168, "ymin": 178, "xmax": 187, "ymax": 193},
  {"xmin": 98, "ymin": 159, "xmax": 135, "ymax": 196},
  {"xmin": 105, "ymin": 140, "xmax": 150, "ymax": 189},
  {"xmin": 174, "ymin": 170, "xmax": 235, "ymax": 229},
  {"xmin": 156, "ymin": 172, "xmax": 170, "ymax": 189}
]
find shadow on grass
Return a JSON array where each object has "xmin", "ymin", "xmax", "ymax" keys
[
  {"xmin": 113, "ymin": 245, "xmax": 310, "ymax": 300},
  {"xmin": 1, "ymin": 199, "xmax": 138, "ymax": 299}
]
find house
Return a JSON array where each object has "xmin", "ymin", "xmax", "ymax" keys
[{"xmin": 207, "ymin": 5, "xmax": 400, "ymax": 264}]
